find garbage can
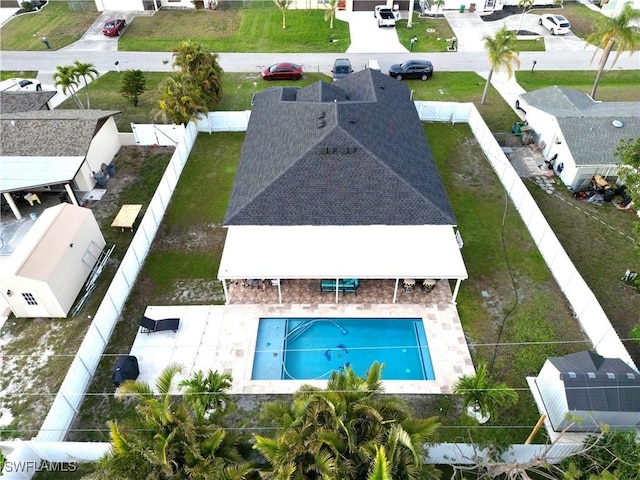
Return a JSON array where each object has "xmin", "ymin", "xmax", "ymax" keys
[
  {"xmin": 459, "ymin": 4, "xmax": 465, "ymax": 12},
  {"xmin": 469, "ymin": 3, "xmax": 476, "ymax": 11},
  {"xmin": 106, "ymin": 163, "xmax": 116, "ymax": 177},
  {"xmin": 94, "ymin": 170, "xmax": 106, "ymax": 187}
]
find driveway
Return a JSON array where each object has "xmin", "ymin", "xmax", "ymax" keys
[
  {"xmin": 337, "ymin": 11, "xmax": 408, "ymax": 54},
  {"xmin": 59, "ymin": 11, "xmax": 145, "ymax": 52}
]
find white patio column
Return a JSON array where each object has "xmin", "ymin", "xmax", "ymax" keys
[
  {"xmin": 392, "ymin": 278, "xmax": 399, "ymax": 303},
  {"xmin": 221, "ymin": 278, "xmax": 230, "ymax": 304},
  {"xmin": 3, "ymin": 192, "xmax": 21, "ymax": 219},
  {"xmin": 335, "ymin": 277, "xmax": 339, "ymax": 303},
  {"xmin": 277, "ymin": 279, "xmax": 282, "ymax": 303},
  {"xmin": 452, "ymin": 278, "xmax": 462, "ymax": 304},
  {"xmin": 65, "ymin": 184, "xmax": 79, "ymax": 206}
]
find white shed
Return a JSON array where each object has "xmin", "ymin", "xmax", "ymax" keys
[
  {"xmin": 534, "ymin": 351, "xmax": 640, "ymax": 433},
  {"xmin": 0, "ymin": 204, "xmax": 106, "ymax": 318}
]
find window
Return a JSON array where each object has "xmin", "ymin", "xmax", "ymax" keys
[{"xmin": 22, "ymin": 293, "xmax": 38, "ymax": 306}]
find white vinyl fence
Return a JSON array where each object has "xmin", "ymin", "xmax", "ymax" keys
[{"xmin": 2, "ymin": 103, "xmax": 633, "ymax": 477}]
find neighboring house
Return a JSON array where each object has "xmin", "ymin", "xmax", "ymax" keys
[
  {"xmin": 0, "ymin": 91, "xmax": 56, "ymax": 113},
  {"xmin": 0, "ymin": 109, "xmax": 121, "ymax": 220},
  {"xmin": 516, "ymin": 86, "xmax": 640, "ymax": 191},
  {"xmin": 0, "ymin": 204, "xmax": 106, "ymax": 318},
  {"xmin": 218, "ymin": 69, "xmax": 467, "ymax": 303},
  {"xmin": 533, "ymin": 351, "xmax": 640, "ymax": 433}
]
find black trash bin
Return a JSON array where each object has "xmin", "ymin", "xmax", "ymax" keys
[{"xmin": 112, "ymin": 355, "xmax": 139, "ymax": 387}]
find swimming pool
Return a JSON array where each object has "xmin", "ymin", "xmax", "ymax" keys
[{"xmin": 251, "ymin": 318, "xmax": 435, "ymax": 381}]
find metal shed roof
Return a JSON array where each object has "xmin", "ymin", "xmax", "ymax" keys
[{"xmin": 0, "ymin": 156, "xmax": 85, "ymax": 192}]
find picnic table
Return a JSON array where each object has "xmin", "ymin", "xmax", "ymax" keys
[{"xmin": 111, "ymin": 204, "xmax": 142, "ymax": 232}]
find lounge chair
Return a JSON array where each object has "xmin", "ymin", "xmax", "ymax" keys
[
  {"xmin": 320, "ymin": 278, "xmax": 359, "ymax": 293},
  {"xmin": 139, "ymin": 315, "xmax": 180, "ymax": 334}
]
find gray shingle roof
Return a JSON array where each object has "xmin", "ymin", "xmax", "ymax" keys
[
  {"xmin": 1, "ymin": 109, "xmax": 120, "ymax": 156},
  {"xmin": 550, "ymin": 351, "xmax": 640, "ymax": 413},
  {"xmin": 520, "ymin": 86, "xmax": 640, "ymax": 166},
  {"xmin": 224, "ymin": 69, "xmax": 456, "ymax": 226},
  {"xmin": 0, "ymin": 91, "xmax": 56, "ymax": 113}
]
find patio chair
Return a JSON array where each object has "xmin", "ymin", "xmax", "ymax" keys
[{"xmin": 139, "ymin": 315, "xmax": 180, "ymax": 334}]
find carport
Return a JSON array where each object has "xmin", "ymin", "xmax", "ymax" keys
[
  {"xmin": 218, "ymin": 225, "xmax": 468, "ymax": 304},
  {"xmin": 1, "ymin": 156, "xmax": 84, "ymax": 220}
]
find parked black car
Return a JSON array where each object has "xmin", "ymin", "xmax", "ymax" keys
[{"xmin": 388, "ymin": 60, "xmax": 434, "ymax": 81}]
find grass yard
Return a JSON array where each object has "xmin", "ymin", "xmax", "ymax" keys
[
  {"xmin": 118, "ymin": 8, "xmax": 350, "ymax": 52},
  {"xmin": 0, "ymin": 2, "xmax": 99, "ymax": 51},
  {"xmin": 516, "ymin": 70, "xmax": 640, "ymax": 102},
  {"xmin": 1, "ymin": 71, "xmax": 38, "ymax": 80}
]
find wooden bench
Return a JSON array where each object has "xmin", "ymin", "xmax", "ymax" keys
[{"xmin": 139, "ymin": 315, "xmax": 180, "ymax": 334}]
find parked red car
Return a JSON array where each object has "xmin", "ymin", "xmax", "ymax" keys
[
  {"xmin": 261, "ymin": 63, "xmax": 303, "ymax": 81},
  {"xmin": 102, "ymin": 18, "xmax": 126, "ymax": 37}
]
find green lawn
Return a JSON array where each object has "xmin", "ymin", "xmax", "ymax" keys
[
  {"xmin": 118, "ymin": 8, "xmax": 350, "ymax": 52},
  {"xmin": 0, "ymin": 2, "xmax": 99, "ymax": 51}
]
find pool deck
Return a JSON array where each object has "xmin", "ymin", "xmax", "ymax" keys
[{"xmin": 129, "ymin": 298, "xmax": 475, "ymax": 395}]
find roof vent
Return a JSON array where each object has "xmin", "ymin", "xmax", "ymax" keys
[
  {"xmin": 318, "ymin": 111, "xmax": 326, "ymax": 120},
  {"xmin": 626, "ymin": 373, "xmax": 636, "ymax": 380},
  {"xmin": 320, "ymin": 146, "xmax": 337, "ymax": 154},
  {"xmin": 567, "ymin": 372, "xmax": 577, "ymax": 379},
  {"xmin": 348, "ymin": 118, "xmax": 356, "ymax": 125},
  {"xmin": 612, "ymin": 120, "xmax": 623, "ymax": 128},
  {"xmin": 606, "ymin": 372, "xmax": 616, "ymax": 379},
  {"xmin": 340, "ymin": 146, "xmax": 357, "ymax": 154},
  {"xmin": 318, "ymin": 119, "xmax": 326, "ymax": 128}
]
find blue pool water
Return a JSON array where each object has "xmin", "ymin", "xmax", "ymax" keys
[{"xmin": 251, "ymin": 318, "xmax": 435, "ymax": 381}]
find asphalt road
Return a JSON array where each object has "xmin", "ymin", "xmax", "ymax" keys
[{"xmin": 1, "ymin": 50, "xmax": 639, "ymax": 76}]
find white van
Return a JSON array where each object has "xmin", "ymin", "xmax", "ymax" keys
[
  {"xmin": 365, "ymin": 59, "xmax": 381, "ymax": 71},
  {"xmin": 0, "ymin": 78, "xmax": 42, "ymax": 92}
]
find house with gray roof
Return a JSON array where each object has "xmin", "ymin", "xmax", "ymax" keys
[
  {"xmin": 0, "ymin": 91, "xmax": 56, "ymax": 113},
  {"xmin": 533, "ymin": 351, "xmax": 640, "ymax": 433},
  {"xmin": 0, "ymin": 109, "xmax": 121, "ymax": 220},
  {"xmin": 516, "ymin": 86, "xmax": 640, "ymax": 191},
  {"xmin": 218, "ymin": 69, "xmax": 467, "ymax": 303}
]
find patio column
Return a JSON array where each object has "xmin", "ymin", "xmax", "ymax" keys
[
  {"xmin": 277, "ymin": 279, "xmax": 282, "ymax": 303},
  {"xmin": 452, "ymin": 278, "xmax": 462, "ymax": 304},
  {"xmin": 392, "ymin": 278, "xmax": 399, "ymax": 303},
  {"xmin": 65, "ymin": 184, "xmax": 79, "ymax": 206},
  {"xmin": 221, "ymin": 278, "xmax": 230, "ymax": 304},
  {"xmin": 3, "ymin": 192, "xmax": 21, "ymax": 220},
  {"xmin": 335, "ymin": 277, "xmax": 339, "ymax": 303}
]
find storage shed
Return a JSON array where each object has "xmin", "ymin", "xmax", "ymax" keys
[
  {"xmin": 0, "ymin": 204, "xmax": 105, "ymax": 318},
  {"xmin": 534, "ymin": 351, "xmax": 640, "ymax": 433}
]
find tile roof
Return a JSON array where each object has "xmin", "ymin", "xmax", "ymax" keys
[
  {"xmin": 225, "ymin": 69, "xmax": 456, "ymax": 226},
  {"xmin": 520, "ymin": 86, "xmax": 640, "ymax": 166},
  {"xmin": 0, "ymin": 109, "xmax": 120, "ymax": 156},
  {"xmin": 550, "ymin": 351, "xmax": 640, "ymax": 413},
  {"xmin": 0, "ymin": 91, "xmax": 57, "ymax": 113}
]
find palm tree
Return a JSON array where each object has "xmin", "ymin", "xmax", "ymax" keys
[
  {"xmin": 587, "ymin": 2, "xmax": 640, "ymax": 99},
  {"xmin": 254, "ymin": 362, "xmax": 441, "ymax": 479},
  {"xmin": 72, "ymin": 60, "xmax": 98, "ymax": 109},
  {"xmin": 172, "ymin": 40, "xmax": 224, "ymax": 110},
  {"xmin": 453, "ymin": 363, "xmax": 518, "ymax": 423},
  {"xmin": 154, "ymin": 74, "xmax": 207, "ymax": 125},
  {"xmin": 480, "ymin": 24, "xmax": 520, "ymax": 105},
  {"xmin": 324, "ymin": 0, "xmax": 339, "ymax": 29},
  {"xmin": 179, "ymin": 369, "xmax": 233, "ymax": 421},
  {"xmin": 516, "ymin": 0, "xmax": 533, "ymax": 34},
  {"xmin": 94, "ymin": 364, "xmax": 254, "ymax": 479},
  {"xmin": 53, "ymin": 64, "xmax": 83, "ymax": 109},
  {"xmin": 274, "ymin": 0, "xmax": 293, "ymax": 29},
  {"xmin": 433, "ymin": 0, "xmax": 444, "ymax": 16}
]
